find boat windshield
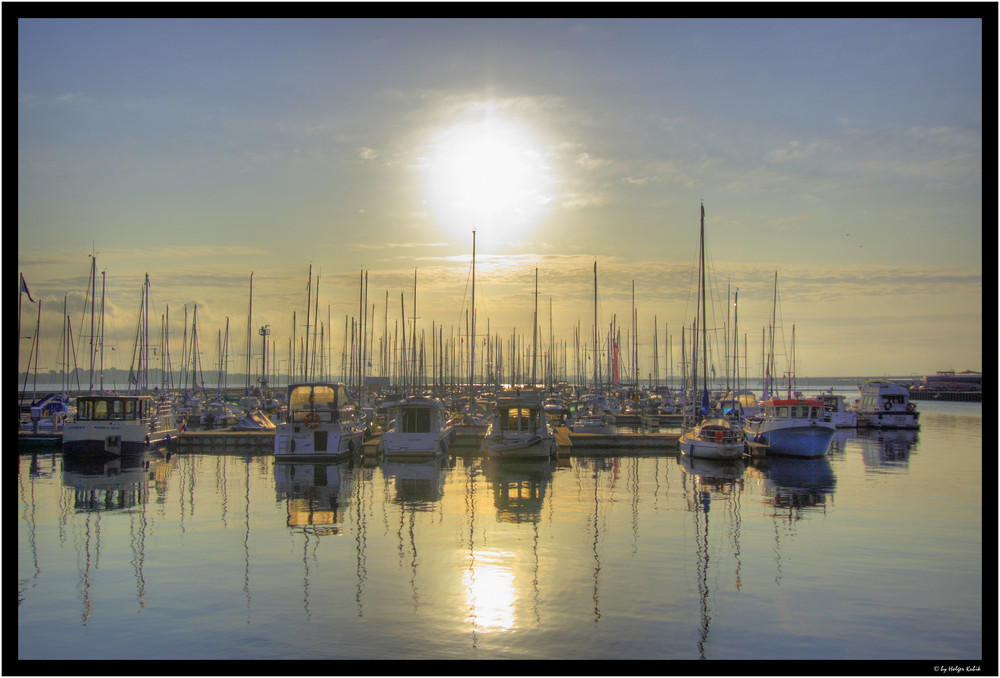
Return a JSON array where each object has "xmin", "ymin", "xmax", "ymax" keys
[
  {"xmin": 400, "ymin": 407, "xmax": 433, "ymax": 433},
  {"xmin": 499, "ymin": 407, "xmax": 538, "ymax": 431},
  {"xmin": 289, "ymin": 385, "xmax": 342, "ymax": 424}
]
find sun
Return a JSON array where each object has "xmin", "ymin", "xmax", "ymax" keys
[{"xmin": 421, "ymin": 115, "xmax": 555, "ymax": 240}]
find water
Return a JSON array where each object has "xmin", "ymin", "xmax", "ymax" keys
[{"xmin": 17, "ymin": 399, "xmax": 983, "ymax": 664}]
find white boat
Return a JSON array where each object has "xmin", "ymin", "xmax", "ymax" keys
[
  {"xmin": 63, "ymin": 393, "xmax": 179, "ymax": 456},
  {"xmin": 232, "ymin": 409, "xmax": 276, "ymax": 431},
  {"xmin": 815, "ymin": 392, "xmax": 857, "ymax": 428},
  {"xmin": 26, "ymin": 394, "xmax": 74, "ymax": 432},
  {"xmin": 679, "ymin": 203, "xmax": 743, "ymax": 461},
  {"xmin": 200, "ymin": 399, "xmax": 239, "ymax": 428},
  {"xmin": 450, "ymin": 398, "xmax": 491, "ymax": 441},
  {"xmin": 679, "ymin": 417, "xmax": 745, "ymax": 460},
  {"xmin": 379, "ymin": 395, "xmax": 455, "ymax": 459},
  {"xmin": 274, "ymin": 382, "xmax": 365, "ymax": 460},
  {"xmin": 853, "ymin": 380, "xmax": 921, "ymax": 429},
  {"xmin": 482, "ymin": 389, "xmax": 556, "ymax": 460},
  {"xmin": 566, "ymin": 397, "xmax": 616, "ymax": 434},
  {"xmin": 744, "ymin": 398, "xmax": 837, "ymax": 458}
]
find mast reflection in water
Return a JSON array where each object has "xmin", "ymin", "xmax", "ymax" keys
[{"xmin": 17, "ymin": 402, "xmax": 983, "ymax": 662}]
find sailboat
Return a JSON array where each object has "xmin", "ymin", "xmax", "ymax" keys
[
  {"xmin": 742, "ymin": 274, "xmax": 836, "ymax": 458},
  {"xmin": 679, "ymin": 204, "xmax": 745, "ymax": 460}
]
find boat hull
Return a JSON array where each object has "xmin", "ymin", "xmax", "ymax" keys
[
  {"xmin": 274, "ymin": 426, "xmax": 362, "ymax": 461},
  {"xmin": 380, "ymin": 432, "xmax": 451, "ymax": 459},
  {"xmin": 751, "ymin": 424, "xmax": 836, "ymax": 458},
  {"xmin": 679, "ymin": 433, "xmax": 744, "ymax": 460},
  {"xmin": 63, "ymin": 421, "xmax": 178, "ymax": 456},
  {"xmin": 856, "ymin": 410, "xmax": 920, "ymax": 429},
  {"xmin": 482, "ymin": 434, "xmax": 555, "ymax": 460}
]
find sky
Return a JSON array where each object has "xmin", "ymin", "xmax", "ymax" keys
[{"xmin": 16, "ymin": 17, "xmax": 983, "ymax": 384}]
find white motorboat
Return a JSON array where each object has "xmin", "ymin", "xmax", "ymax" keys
[
  {"xmin": 815, "ymin": 392, "xmax": 858, "ymax": 428},
  {"xmin": 273, "ymin": 382, "xmax": 365, "ymax": 460},
  {"xmin": 379, "ymin": 395, "xmax": 455, "ymax": 459},
  {"xmin": 481, "ymin": 389, "xmax": 556, "ymax": 460},
  {"xmin": 566, "ymin": 398, "xmax": 616, "ymax": 434},
  {"xmin": 63, "ymin": 393, "xmax": 178, "ymax": 456},
  {"xmin": 679, "ymin": 417, "xmax": 745, "ymax": 460},
  {"xmin": 853, "ymin": 380, "xmax": 920, "ymax": 429}
]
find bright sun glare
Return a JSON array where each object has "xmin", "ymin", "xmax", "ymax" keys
[{"xmin": 422, "ymin": 115, "xmax": 555, "ymax": 240}]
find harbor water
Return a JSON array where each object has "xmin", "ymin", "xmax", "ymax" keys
[{"xmin": 17, "ymin": 398, "xmax": 983, "ymax": 666}]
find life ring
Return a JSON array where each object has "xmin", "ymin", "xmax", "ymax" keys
[
  {"xmin": 906, "ymin": 403, "xmax": 915, "ymax": 412},
  {"xmin": 304, "ymin": 412, "xmax": 321, "ymax": 429},
  {"xmin": 714, "ymin": 430, "xmax": 724, "ymax": 443},
  {"xmin": 883, "ymin": 403, "xmax": 892, "ymax": 411}
]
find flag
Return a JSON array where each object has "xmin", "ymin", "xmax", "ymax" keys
[{"xmin": 20, "ymin": 273, "xmax": 35, "ymax": 302}]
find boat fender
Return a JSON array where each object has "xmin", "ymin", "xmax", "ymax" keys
[
  {"xmin": 439, "ymin": 439, "xmax": 447, "ymax": 453},
  {"xmin": 145, "ymin": 435, "xmax": 151, "ymax": 445},
  {"xmin": 304, "ymin": 412, "xmax": 321, "ymax": 429}
]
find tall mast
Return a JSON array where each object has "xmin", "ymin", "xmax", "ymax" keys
[
  {"xmin": 593, "ymin": 261, "xmax": 599, "ymax": 390},
  {"xmin": 470, "ymin": 230, "xmax": 476, "ymax": 399},
  {"xmin": 246, "ymin": 272, "xmax": 253, "ymax": 392},
  {"xmin": 304, "ymin": 265, "xmax": 312, "ymax": 381},
  {"xmin": 700, "ymin": 202, "xmax": 708, "ymax": 405},
  {"xmin": 89, "ymin": 254, "xmax": 97, "ymax": 392},
  {"xmin": 531, "ymin": 267, "xmax": 538, "ymax": 388}
]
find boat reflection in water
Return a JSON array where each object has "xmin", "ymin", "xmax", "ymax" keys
[
  {"xmin": 484, "ymin": 457, "xmax": 555, "ymax": 523},
  {"xmin": 753, "ymin": 455, "xmax": 837, "ymax": 517},
  {"xmin": 62, "ymin": 450, "xmax": 170, "ymax": 512},
  {"xmin": 679, "ymin": 454, "xmax": 746, "ymax": 660},
  {"xmin": 273, "ymin": 461, "xmax": 354, "ymax": 535},
  {"xmin": 382, "ymin": 457, "xmax": 448, "ymax": 505},
  {"xmin": 858, "ymin": 429, "xmax": 919, "ymax": 471},
  {"xmin": 58, "ymin": 449, "xmax": 174, "ymax": 624}
]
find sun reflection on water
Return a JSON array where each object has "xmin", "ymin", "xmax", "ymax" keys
[{"xmin": 463, "ymin": 549, "xmax": 518, "ymax": 632}]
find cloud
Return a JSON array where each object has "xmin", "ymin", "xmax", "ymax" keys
[
  {"xmin": 358, "ymin": 147, "xmax": 379, "ymax": 161},
  {"xmin": 768, "ymin": 140, "xmax": 825, "ymax": 163}
]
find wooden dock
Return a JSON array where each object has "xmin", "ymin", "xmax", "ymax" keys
[
  {"xmin": 20, "ymin": 428, "xmax": 682, "ymax": 457},
  {"xmin": 175, "ymin": 430, "xmax": 275, "ymax": 454},
  {"xmin": 557, "ymin": 427, "xmax": 680, "ymax": 453}
]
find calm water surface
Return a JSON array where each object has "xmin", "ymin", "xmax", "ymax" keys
[{"xmin": 17, "ymin": 400, "xmax": 982, "ymax": 664}]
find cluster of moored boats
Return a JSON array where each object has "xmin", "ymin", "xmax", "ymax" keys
[
  {"xmin": 679, "ymin": 379, "xmax": 921, "ymax": 461},
  {"xmin": 20, "ymin": 376, "xmax": 920, "ymax": 465}
]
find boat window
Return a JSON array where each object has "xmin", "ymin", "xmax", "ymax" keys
[
  {"xmin": 111, "ymin": 399, "xmax": 124, "ymax": 420},
  {"xmin": 290, "ymin": 386, "xmax": 338, "ymax": 413},
  {"xmin": 402, "ymin": 408, "xmax": 432, "ymax": 433},
  {"xmin": 94, "ymin": 400, "xmax": 109, "ymax": 420}
]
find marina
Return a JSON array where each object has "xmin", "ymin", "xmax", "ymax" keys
[
  {"xmin": 17, "ymin": 16, "xmax": 984, "ymax": 670},
  {"xmin": 17, "ymin": 397, "xmax": 982, "ymax": 665}
]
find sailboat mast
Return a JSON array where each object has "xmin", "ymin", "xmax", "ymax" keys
[
  {"xmin": 470, "ymin": 230, "xmax": 476, "ymax": 399},
  {"xmin": 532, "ymin": 267, "xmax": 538, "ymax": 387},
  {"xmin": 593, "ymin": 261, "xmax": 599, "ymax": 390},
  {"xmin": 700, "ymin": 203, "xmax": 708, "ymax": 400},
  {"xmin": 304, "ymin": 265, "xmax": 312, "ymax": 381}
]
